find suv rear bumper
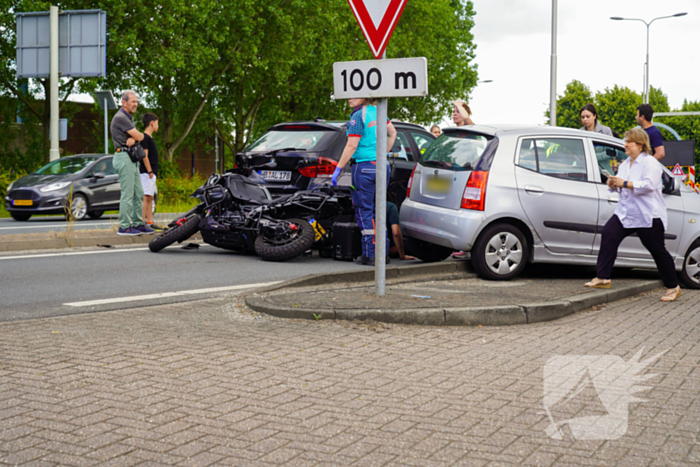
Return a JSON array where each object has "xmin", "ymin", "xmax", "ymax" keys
[{"xmin": 400, "ymin": 198, "xmax": 486, "ymax": 251}]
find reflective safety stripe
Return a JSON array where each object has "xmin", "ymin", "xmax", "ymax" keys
[{"xmin": 361, "ymin": 229, "xmax": 375, "ymax": 235}]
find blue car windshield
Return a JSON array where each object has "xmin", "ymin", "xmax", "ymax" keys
[
  {"xmin": 420, "ymin": 132, "xmax": 493, "ymax": 171},
  {"xmin": 245, "ymin": 130, "xmax": 336, "ymax": 152},
  {"xmin": 35, "ymin": 157, "xmax": 97, "ymax": 175}
]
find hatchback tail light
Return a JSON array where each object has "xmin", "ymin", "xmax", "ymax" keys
[
  {"xmin": 460, "ymin": 171, "xmax": 489, "ymax": 211},
  {"xmin": 299, "ymin": 157, "xmax": 338, "ymax": 178},
  {"xmin": 406, "ymin": 165, "xmax": 417, "ymax": 198}
]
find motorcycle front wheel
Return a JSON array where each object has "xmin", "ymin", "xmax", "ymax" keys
[
  {"xmin": 148, "ymin": 213, "xmax": 203, "ymax": 252},
  {"xmin": 255, "ymin": 218, "xmax": 316, "ymax": 262}
]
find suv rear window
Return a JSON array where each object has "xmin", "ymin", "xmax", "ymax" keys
[
  {"xmin": 419, "ymin": 131, "xmax": 493, "ymax": 171},
  {"xmin": 245, "ymin": 129, "xmax": 337, "ymax": 152}
]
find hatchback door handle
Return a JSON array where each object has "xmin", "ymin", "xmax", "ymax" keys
[
  {"xmin": 524, "ymin": 185, "xmax": 544, "ymax": 194},
  {"xmin": 607, "ymin": 196, "xmax": 618, "ymax": 204}
]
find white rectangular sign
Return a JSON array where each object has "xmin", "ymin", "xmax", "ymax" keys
[
  {"xmin": 16, "ymin": 10, "xmax": 107, "ymax": 78},
  {"xmin": 333, "ymin": 57, "xmax": 428, "ymax": 99}
]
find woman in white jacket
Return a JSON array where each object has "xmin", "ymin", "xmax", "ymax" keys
[{"xmin": 584, "ymin": 127, "xmax": 681, "ymax": 302}]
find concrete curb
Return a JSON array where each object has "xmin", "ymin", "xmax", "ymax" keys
[
  {"xmin": 249, "ymin": 261, "xmax": 474, "ymax": 294},
  {"xmin": 0, "ymin": 230, "xmax": 202, "ymax": 252},
  {"xmin": 245, "ymin": 265, "xmax": 664, "ymax": 326}
]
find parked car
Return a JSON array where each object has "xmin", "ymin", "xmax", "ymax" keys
[
  {"xmin": 233, "ymin": 119, "xmax": 436, "ymax": 208},
  {"xmin": 5, "ymin": 154, "xmax": 157, "ymax": 221},
  {"xmin": 400, "ymin": 125, "xmax": 700, "ymax": 289}
]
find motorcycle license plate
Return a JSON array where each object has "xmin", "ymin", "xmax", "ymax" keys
[
  {"xmin": 259, "ymin": 170, "xmax": 292, "ymax": 182},
  {"xmin": 13, "ymin": 200, "xmax": 33, "ymax": 206}
]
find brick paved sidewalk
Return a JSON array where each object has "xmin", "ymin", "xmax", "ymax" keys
[{"xmin": 1, "ymin": 288, "xmax": 698, "ymax": 466}]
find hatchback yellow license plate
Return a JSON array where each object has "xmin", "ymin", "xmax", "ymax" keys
[
  {"xmin": 426, "ymin": 176, "xmax": 451, "ymax": 194},
  {"xmin": 13, "ymin": 200, "xmax": 33, "ymax": 206}
]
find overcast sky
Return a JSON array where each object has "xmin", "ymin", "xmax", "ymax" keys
[{"xmin": 462, "ymin": 0, "xmax": 699, "ymax": 127}]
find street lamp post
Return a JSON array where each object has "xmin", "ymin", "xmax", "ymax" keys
[
  {"xmin": 550, "ymin": 0, "xmax": 557, "ymax": 127},
  {"xmin": 610, "ymin": 12, "xmax": 687, "ymax": 104}
]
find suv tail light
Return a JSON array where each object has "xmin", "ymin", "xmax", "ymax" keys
[
  {"xmin": 406, "ymin": 165, "xmax": 417, "ymax": 198},
  {"xmin": 299, "ymin": 157, "xmax": 338, "ymax": 178},
  {"xmin": 460, "ymin": 171, "xmax": 489, "ymax": 211}
]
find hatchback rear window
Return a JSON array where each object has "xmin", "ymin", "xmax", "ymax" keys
[
  {"xmin": 245, "ymin": 130, "xmax": 337, "ymax": 152},
  {"xmin": 419, "ymin": 131, "xmax": 493, "ymax": 171}
]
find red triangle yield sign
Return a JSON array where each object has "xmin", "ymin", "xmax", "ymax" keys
[{"xmin": 347, "ymin": 0, "xmax": 408, "ymax": 59}]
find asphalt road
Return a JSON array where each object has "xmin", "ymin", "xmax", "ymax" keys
[
  {"xmin": 0, "ymin": 243, "xmax": 380, "ymax": 322},
  {"xmin": 0, "ymin": 213, "xmax": 182, "ymax": 235}
]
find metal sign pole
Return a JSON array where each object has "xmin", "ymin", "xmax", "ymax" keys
[
  {"xmin": 375, "ymin": 51, "xmax": 388, "ymax": 296},
  {"xmin": 49, "ymin": 5, "xmax": 60, "ymax": 161},
  {"xmin": 104, "ymin": 97, "xmax": 108, "ymax": 154}
]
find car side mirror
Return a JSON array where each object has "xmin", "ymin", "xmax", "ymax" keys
[
  {"xmin": 662, "ymin": 171, "xmax": 681, "ymax": 195},
  {"xmin": 91, "ymin": 172, "xmax": 106, "ymax": 180}
]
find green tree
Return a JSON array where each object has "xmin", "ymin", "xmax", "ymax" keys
[
  {"xmin": 594, "ymin": 85, "xmax": 642, "ymax": 136},
  {"xmin": 648, "ymin": 86, "xmax": 670, "ymax": 113},
  {"xmin": 546, "ymin": 80, "xmax": 594, "ymax": 128},
  {"xmin": 2, "ymin": 0, "xmax": 478, "ymax": 166},
  {"xmin": 214, "ymin": 0, "xmax": 479, "ymax": 152}
]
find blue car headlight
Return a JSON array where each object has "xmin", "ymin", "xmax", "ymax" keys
[{"xmin": 40, "ymin": 181, "xmax": 72, "ymax": 193}]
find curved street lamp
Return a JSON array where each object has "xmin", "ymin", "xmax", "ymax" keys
[{"xmin": 610, "ymin": 12, "xmax": 688, "ymax": 104}]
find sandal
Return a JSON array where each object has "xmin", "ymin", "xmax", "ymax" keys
[
  {"xmin": 584, "ymin": 279, "xmax": 611, "ymax": 289},
  {"xmin": 661, "ymin": 286, "xmax": 682, "ymax": 302}
]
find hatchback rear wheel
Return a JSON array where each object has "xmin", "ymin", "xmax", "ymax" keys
[{"xmin": 472, "ymin": 223, "xmax": 528, "ymax": 280}]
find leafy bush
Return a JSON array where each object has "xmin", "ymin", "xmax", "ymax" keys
[
  {"xmin": 156, "ymin": 160, "xmax": 206, "ymax": 205},
  {"xmin": 0, "ymin": 168, "xmax": 29, "ymax": 200}
]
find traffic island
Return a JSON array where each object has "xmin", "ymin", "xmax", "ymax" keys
[{"xmin": 245, "ymin": 263, "xmax": 664, "ymax": 326}]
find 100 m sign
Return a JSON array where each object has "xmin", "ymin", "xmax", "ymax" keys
[{"xmin": 333, "ymin": 58, "xmax": 428, "ymax": 99}]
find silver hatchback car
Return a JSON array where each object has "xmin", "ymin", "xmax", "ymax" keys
[{"xmin": 400, "ymin": 125, "xmax": 700, "ymax": 288}]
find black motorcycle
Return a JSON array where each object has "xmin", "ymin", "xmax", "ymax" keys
[{"xmin": 148, "ymin": 173, "xmax": 353, "ymax": 261}]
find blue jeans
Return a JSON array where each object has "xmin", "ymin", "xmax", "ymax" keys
[{"xmin": 351, "ymin": 160, "xmax": 390, "ymax": 258}]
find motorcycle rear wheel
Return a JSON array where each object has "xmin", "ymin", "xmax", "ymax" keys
[
  {"xmin": 148, "ymin": 213, "xmax": 203, "ymax": 252},
  {"xmin": 255, "ymin": 218, "xmax": 315, "ymax": 262}
]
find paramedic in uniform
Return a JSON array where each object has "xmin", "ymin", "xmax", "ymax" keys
[{"xmin": 331, "ymin": 98, "xmax": 397, "ymax": 265}]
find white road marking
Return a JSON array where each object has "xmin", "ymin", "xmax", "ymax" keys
[
  {"xmin": 63, "ymin": 282, "xmax": 280, "ymax": 307},
  {"xmin": 0, "ymin": 222, "xmax": 112, "ymax": 231},
  {"xmin": 0, "ymin": 243, "xmax": 209, "ymax": 261}
]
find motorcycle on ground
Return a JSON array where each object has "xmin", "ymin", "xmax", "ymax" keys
[{"xmin": 148, "ymin": 172, "xmax": 354, "ymax": 261}]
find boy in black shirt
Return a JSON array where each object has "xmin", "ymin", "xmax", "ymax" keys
[{"xmin": 139, "ymin": 113, "xmax": 161, "ymax": 229}]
